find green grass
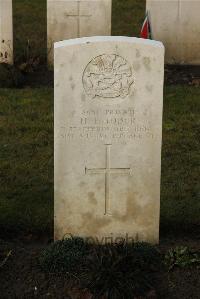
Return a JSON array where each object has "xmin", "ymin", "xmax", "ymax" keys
[
  {"xmin": 0, "ymin": 86, "xmax": 199, "ymax": 236},
  {"xmin": 0, "ymin": 88, "xmax": 53, "ymax": 235},
  {"xmin": 13, "ymin": 0, "xmax": 47, "ymax": 65},
  {"xmin": 112, "ymin": 0, "xmax": 146, "ymax": 36},
  {"xmin": 161, "ymin": 85, "xmax": 200, "ymax": 233}
]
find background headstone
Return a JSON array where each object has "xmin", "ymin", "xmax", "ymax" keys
[
  {"xmin": 54, "ymin": 36, "xmax": 164, "ymax": 244},
  {"xmin": 0, "ymin": 0, "xmax": 13, "ymax": 64},
  {"xmin": 147, "ymin": 0, "xmax": 200, "ymax": 65},
  {"xmin": 47, "ymin": 0, "xmax": 112, "ymax": 66}
]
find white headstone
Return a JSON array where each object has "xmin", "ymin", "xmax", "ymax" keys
[
  {"xmin": 147, "ymin": 0, "xmax": 200, "ymax": 65},
  {"xmin": 54, "ymin": 36, "xmax": 164, "ymax": 244},
  {"xmin": 0, "ymin": 0, "xmax": 13, "ymax": 64},
  {"xmin": 47, "ymin": 0, "xmax": 112, "ymax": 66}
]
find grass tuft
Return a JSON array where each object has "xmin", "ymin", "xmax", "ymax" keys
[
  {"xmin": 39, "ymin": 236, "xmax": 89, "ymax": 273},
  {"xmin": 39, "ymin": 237, "xmax": 161, "ymax": 298}
]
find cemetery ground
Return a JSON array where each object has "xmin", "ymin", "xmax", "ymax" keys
[
  {"xmin": 0, "ymin": 0, "xmax": 200, "ymax": 298},
  {"xmin": 0, "ymin": 85, "xmax": 199, "ymax": 299}
]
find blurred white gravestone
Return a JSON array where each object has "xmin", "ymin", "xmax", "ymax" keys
[
  {"xmin": 47, "ymin": 0, "xmax": 112, "ymax": 66},
  {"xmin": 54, "ymin": 36, "xmax": 164, "ymax": 244},
  {"xmin": 0, "ymin": 0, "xmax": 13, "ymax": 64},
  {"xmin": 147, "ymin": 0, "xmax": 200, "ymax": 65}
]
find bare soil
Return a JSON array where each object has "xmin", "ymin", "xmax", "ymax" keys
[
  {"xmin": 1, "ymin": 64, "xmax": 200, "ymax": 88},
  {"xmin": 0, "ymin": 236, "xmax": 199, "ymax": 299},
  {"xmin": 165, "ymin": 65, "xmax": 200, "ymax": 86}
]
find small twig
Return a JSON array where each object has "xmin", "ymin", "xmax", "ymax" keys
[{"xmin": 0, "ymin": 250, "xmax": 12, "ymax": 268}]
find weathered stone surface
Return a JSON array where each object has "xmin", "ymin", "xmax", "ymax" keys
[
  {"xmin": 47, "ymin": 0, "xmax": 112, "ymax": 66},
  {"xmin": 147, "ymin": 0, "xmax": 200, "ymax": 65},
  {"xmin": 0, "ymin": 0, "xmax": 13, "ymax": 64},
  {"xmin": 54, "ymin": 36, "xmax": 164, "ymax": 244}
]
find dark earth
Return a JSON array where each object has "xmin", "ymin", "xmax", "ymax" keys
[
  {"xmin": 0, "ymin": 233, "xmax": 199, "ymax": 299},
  {"xmin": 165, "ymin": 65, "xmax": 200, "ymax": 86},
  {"xmin": 0, "ymin": 64, "xmax": 200, "ymax": 88}
]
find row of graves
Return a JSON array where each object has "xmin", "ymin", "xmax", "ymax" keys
[{"xmin": 1, "ymin": 0, "xmax": 200, "ymax": 66}]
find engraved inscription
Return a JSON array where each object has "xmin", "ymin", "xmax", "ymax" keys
[
  {"xmin": 59, "ymin": 108, "xmax": 155, "ymax": 142},
  {"xmin": 85, "ymin": 144, "xmax": 131, "ymax": 215},
  {"xmin": 83, "ymin": 54, "xmax": 134, "ymax": 99},
  {"xmin": 64, "ymin": 1, "xmax": 92, "ymax": 37}
]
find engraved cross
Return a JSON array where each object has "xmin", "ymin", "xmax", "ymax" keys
[
  {"xmin": 85, "ymin": 144, "xmax": 131, "ymax": 216},
  {"xmin": 64, "ymin": 1, "xmax": 92, "ymax": 37}
]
